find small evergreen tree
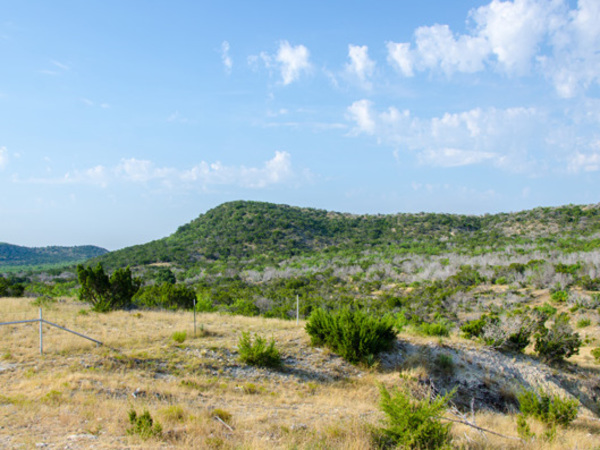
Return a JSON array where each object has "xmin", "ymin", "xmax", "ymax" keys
[
  {"xmin": 77, "ymin": 263, "xmax": 141, "ymax": 312},
  {"xmin": 376, "ymin": 385, "xmax": 453, "ymax": 449}
]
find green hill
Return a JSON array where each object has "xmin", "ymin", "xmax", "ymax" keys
[
  {"xmin": 0, "ymin": 243, "xmax": 108, "ymax": 269},
  {"xmin": 93, "ymin": 200, "xmax": 600, "ymax": 271}
]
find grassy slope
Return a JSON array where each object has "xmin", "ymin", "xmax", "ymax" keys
[{"xmin": 1, "ymin": 296, "xmax": 599, "ymax": 449}]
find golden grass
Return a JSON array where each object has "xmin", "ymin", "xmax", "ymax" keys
[{"xmin": 1, "ymin": 297, "xmax": 599, "ymax": 449}]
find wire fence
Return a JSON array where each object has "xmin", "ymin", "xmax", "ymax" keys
[{"xmin": 0, "ymin": 308, "xmax": 103, "ymax": 355}]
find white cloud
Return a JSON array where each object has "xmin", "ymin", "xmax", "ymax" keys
[
  {"xmin": 385, "ymin": 0, "xmax": 600, "ymax": 96},
  {"xmin": 568, "ymin": 150, "xmax": 600, "ymax": 173},
  {"xmin": 471, "ymin": 0, "xmax": 561, "ymax": 74},
  {"xmin": 221, "ymin": 40, "xmax": 232, "ymax": 73},
  {"xmin": 81, "ymin": 98, "xmax": 110, "ymax": 109},
  {"xmin": 413, "ymin": 24, "xmax": 490, "ymax": 75},
  {"xmin": 253, "ymin": 41, "xmax": 311, "ymax": 85},
  {"xmin": 418, "ymin": 147, "xmax": 497, "ymax": 167},
  {"xmin": 345, "ymin": 45, "xmax": 375, "ymax": 87},
  {"xmin": 276, "ymin": 41, "xmax": 311, "ymax": 85},
  {"xmin": 0, "ymin": 146, "xmax": 8, "ymax": 169},
  {"xmin": 386, "ymin": 41, "xmax": 414, "ymax": 76},
  {"xmin": 167, "ymin": 111, "xmax": 191, "ymax": 124},
  {"xmin": 346, "ymin": 99, "xmax": 376, "ymax": 135},
  {"xmin": 21, "ymin": 152, "xmax": 304, "ymax": 190},
  {"xmin": 41, "ymin": 59, "xmax": 70, "ymax": 76},
  {"xmin": 347, "ymin": 100, "xmax": 546, "ymax": 171},
  {"xmin": 50, "ymin": 60, "xmax": 70, "ymax": 71}
]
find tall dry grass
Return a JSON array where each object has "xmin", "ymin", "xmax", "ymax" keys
[{"xmin": 1, "ymin": 297, "xmax": 598, "ymax": 449}]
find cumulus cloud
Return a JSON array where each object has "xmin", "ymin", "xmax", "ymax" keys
[
  {"xmin": 386, "ymin": 0, "xmax": 600, "ymax": 96},
  {"xmin": 276, "ymin": 41, "xmax": 311, "ymax": 85},
  {"xmin": 24, "ymin": 152, "xmax": 305, "ymax": 190},
  {"xmin": 386, "ymin": 42, "xmax": 414, "ymax": 77},
  {"xmin": 567, "ymin": 149, "xmax": 600, "ymax": 173},
  {"xmin": 346, "ymin": 99, "xmax": 376, "ymax": 135},
  {"xmin": 0, "ymin": 146, "xmax": 8, "ymax": 169},
  {"xmin": 345, "ymin": 45, "xmax": 375, "ymax": 87},
  {"xmin": 221, "ymin": 40, "xmax": 232, "ymax": 73},
  {"xmin": 347, "ymin": 100, "xmax": 548, "ymax": 170},
  {"xmin": 252, "ymin": 41, "xmax": 311, "ymax": 85}
]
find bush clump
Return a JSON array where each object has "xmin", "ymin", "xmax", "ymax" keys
[
  {"xmin": 534, "ymin": 313, "xmax": 581, "ymax": 364},
  {"xmin": 134, "ymin": 282, "xmax": 196, "ymax": 310},
  {"xmin": 171, "ymin": 331, "xmax": 187, "ymax": 344},
  {"xmin": 237, "ymin": 332, "xmax": 281, "ymax": 369},
  {"xmin": 419, "ymin": 320, "xmax": 452, "ymax": 337},
  {"xmin": 305, "ymin": 308, "xmax": 396, "ymax": 365},
  {"xmin": 517, "ymin": 388, "xmax": 579, "ymax": 427},
  {"xmin": 375, "ymin": 385, "xmax": 453, "ymax": 449},
  {"xmin": 591, "ymin": 347, "xmax": 600, "ymax": 363},
  {"xmin": 482, "ymin": 314, "xmax": 533, "ymax": 353},
  {"xmin": 127, "ymin": 409, "xmax": 162, "ymax": 440}
]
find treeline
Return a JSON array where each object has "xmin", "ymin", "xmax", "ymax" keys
[{"xmin": 0, "ymin": 243, "xmax": 108, "ymax": 269}]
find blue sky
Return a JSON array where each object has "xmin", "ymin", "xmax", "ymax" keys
[{"xmin": 1, "ymin": 0, "xmax": 599, "ymax": 250}]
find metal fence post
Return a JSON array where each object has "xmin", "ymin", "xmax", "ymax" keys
[{"xmin": 39, "ymin": 308, "xmax": 43, "ymax": 356}]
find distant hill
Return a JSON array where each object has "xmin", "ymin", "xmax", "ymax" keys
[
  {"xmin": 0, "ymin": 243, "xmax": 108, "ymax": 269},
  {"xmin": 92, "ymin": 200, "xmax": 600, "ymax": 270}
]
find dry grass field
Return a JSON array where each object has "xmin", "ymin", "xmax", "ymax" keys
[{"xmin": 1, "ymin": 297, "xmax": 599, "ymax": 449}]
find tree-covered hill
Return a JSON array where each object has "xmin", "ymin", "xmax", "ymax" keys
[
  {"xmin": 93, "ymin": 200, "xmax": 600, "ymax": 271},
  {"xmin": 0, "ymin": 243, "xmax": 108, "ymax": 269}
]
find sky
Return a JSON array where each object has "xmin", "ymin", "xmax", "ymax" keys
[{"xmin": 1, "ymin": 0, "xmax": 600, "ymax": 250}]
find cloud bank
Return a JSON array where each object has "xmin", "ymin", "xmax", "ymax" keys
[{"xmin": 24, "ymin": 151, "xmax": 306, "ymax": 190}]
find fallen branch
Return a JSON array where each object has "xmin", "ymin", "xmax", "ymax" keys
[
  {"xmin": 214, "ymin": 415, "xmax": 234, "ymax": 432},
  {"xmin": 439, "ymin": 416, "xmax": 524, "ymax": 442}
]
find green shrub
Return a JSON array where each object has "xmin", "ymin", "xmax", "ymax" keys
[
  {"xmin": 516, "ymin": 414, "xmax": 534, "ymax": 439},
  {"xmin": 517, "ymin": 388, "xmax": 579, "ymax": 427},
  {"xmin": 376, "ymin": 385, "xmax": 453, "ymax": 449},
  {"xmin": 305, "ymin": 308, "xmax": 396, "ymax": 365},
  {"xmin": 134, "ymin": 282, "xmax": 196, "ymax": 310},
  {"xmin": 171, "ymin": 331, "xmax": 187, "ymax": 344},
  {"xmin": 127, "ymin": 409, "xmax": 162, "ymax": 440},
  {"xmin": 550, "ymin": 290, "xmax": 568, "ymax": 303},
  {"xmin": 195, "ymin": 293, "xmax": 215, "ymax": 312},
  {"xmin": 590, "ymin": 347, "xmax": 600, "ymax": 363},
  {"xmin": 419, "ymin": 320, "xmax": 451, "ymax": 337},
  {"xmin": 237, "ymin": 332, "xmax": 281, "ymax": 368},
  {"xmin": 534, "ymin": 303, "xmax": 557, "ymax": 316},
  {"xmin": 229, "ymin": 298, "xmax": 260, "ymax": 316},
  {"xmin": 460, "ymin": 318, "xmax": 487, "ymax": 339},
  {"xmin": 576, "ymin": 318, "xmax": 591, "ymax": 328},
  {"xmin": 534, "ymin": 313, "xmax": 581, "ymax": 364}
]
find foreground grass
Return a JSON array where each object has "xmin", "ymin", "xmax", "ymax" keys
[{"xmin": 0, "ymin": 297, "xmax": 598, "ymax": 449}]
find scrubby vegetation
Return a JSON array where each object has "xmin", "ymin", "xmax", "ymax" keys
[
  {"xmin": 376, "ymin": 385, "xmax": 453, "ymax": 449},
  {"xmin": 237, "ymin": 332, "xmax": 282, "ymax": 369},
  {"xmin": 517, "ymin": 388, "xmax": 579, "ymax": 427},
  {"xmin": 2, "ymin": 201, "xmax": 600, "ymax": 447},
  {"xmin": 305, "ymin": 308, "xmax": 396, "ymax": 365}
]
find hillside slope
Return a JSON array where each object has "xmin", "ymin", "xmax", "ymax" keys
[
  {"xmin": 0, "ymin": 297, "xmax": 598, "ymax": 449},
  {"xmin": 0, "ymin": 243, "xmax": 108, "ymax": 269},
  {"xmin": 93, "ymin": 200, "xmax": 600, "ymax": 270}
]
